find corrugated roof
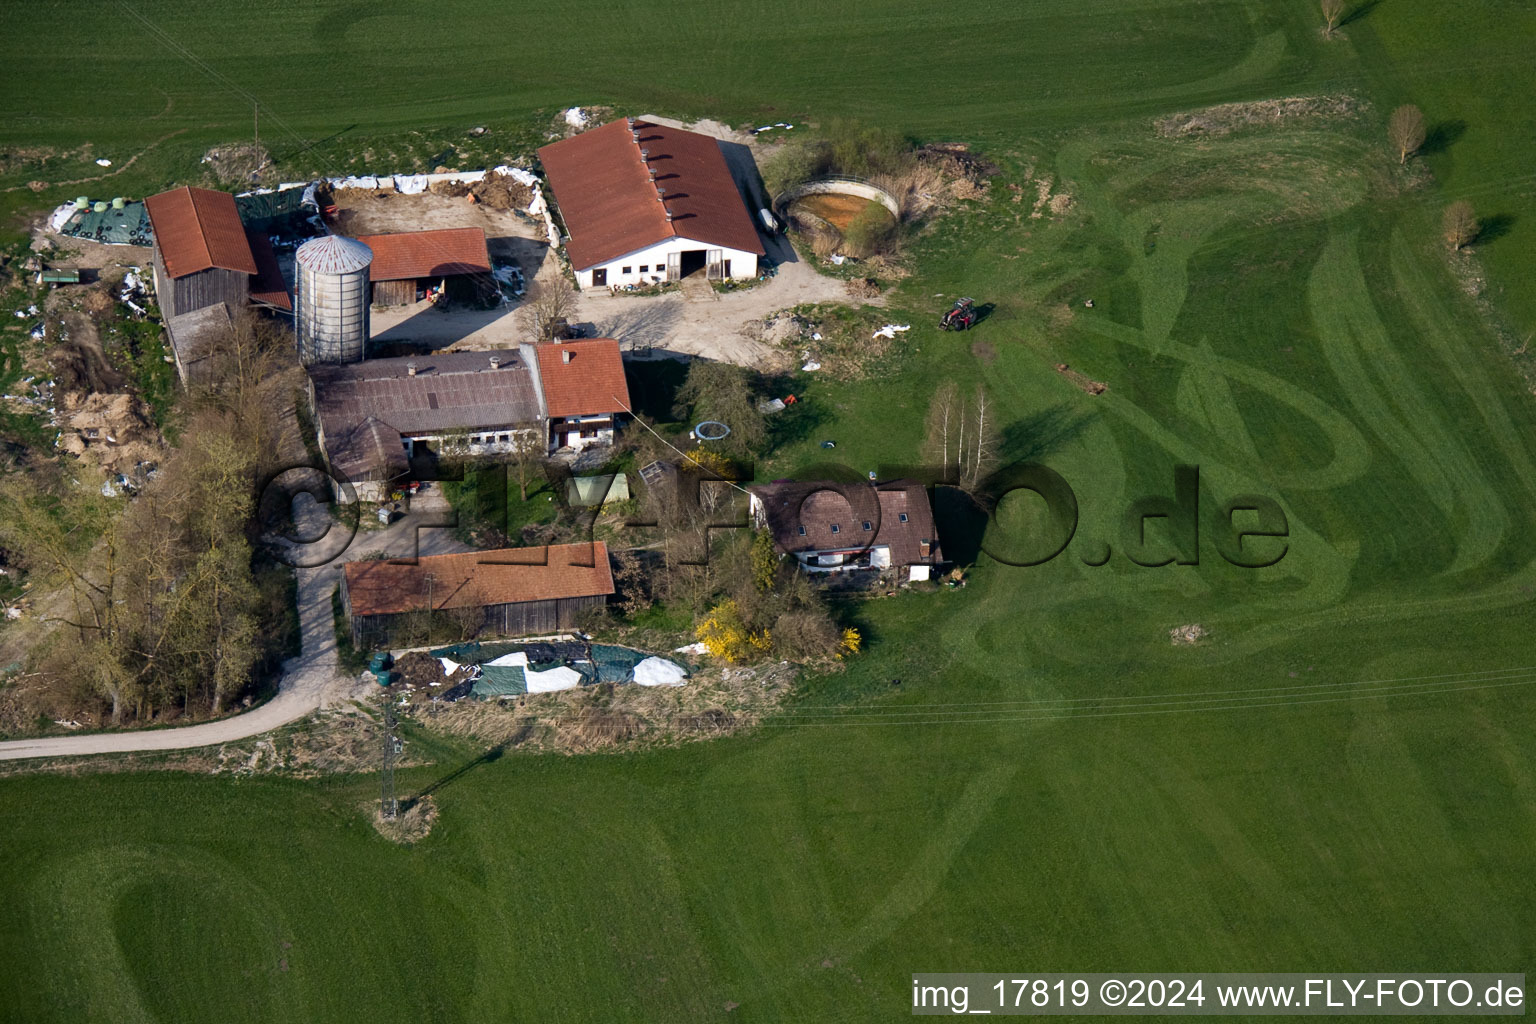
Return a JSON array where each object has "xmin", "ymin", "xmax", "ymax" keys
[
  {"xmin": 354, "ymin": 227, "xmax": 491, "ymax": 282},
  {"xmin": 295, "ymin": 234, "xmax": 373, "ymax": 274},
  {"xmin": 144, "ymin": 186, "xmax": 258, "ymax": 279},
  {"xmin": 534, "ymin": 338, "xmax": 631, "ymax": 418},
  {"xmin": 311, "ymin": 350, "xmax": 542, "ymax": 456},
  {"xmin": 538, "ymin": 119, "xmax": 765, "ymax": 271},
  {"xmin": 343, "ymin": 542, "xmax": 614, "ymax": 617},
  {"xmin": 749, "ymin": 480, "xmax": 942, "ymax": 566}
]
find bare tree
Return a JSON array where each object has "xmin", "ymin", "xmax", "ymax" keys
[
  {"xmin": 1321, "ymin": 0, "xmax": 1345, "ymax": 36},
  {"xmin": 1389, "ymin": 105, "xmax": 1426, "ymax": 165},
  {"xmin": 1443, "ymin": 200, "xmax": 1478, "ymax": 250},
  {"xmin": 922, "ymin": 380, "xmax": 961, "ymax": 478},
  {"xmin": 960, "ymin": 385, "xmax": 1000, "ymax": 491},
  {"xmin": 518, "ymin": 276, "xmax": 578, "ymax": 341}
]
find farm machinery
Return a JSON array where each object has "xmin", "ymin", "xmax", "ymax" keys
[{"xmin": 939, "ymin": 297, "xmax": 978, "ymax": 331}]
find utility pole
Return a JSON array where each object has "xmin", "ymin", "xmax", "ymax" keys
[
  {"xmin": 380, "ymin": 702, "xmax": 399, "ymax": 820},
  {"xmin": 252, "ymin": 101, "xmax": 262, "ymax": 180}
]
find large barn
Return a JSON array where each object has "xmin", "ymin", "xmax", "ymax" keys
[
  {"xmin": 340, "ymin": 541, "xmax": 615, "ymax": 646},
  {"xmin": 308, "ymin": 348, "xmax": 544, "ymax": 500},
  {"xmin": 538, "ymin": 118, "xmax": 765, "ymax": 290}
]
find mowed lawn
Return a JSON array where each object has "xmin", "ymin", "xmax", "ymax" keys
[{"xmin": 4, "ymin": 1, "xmax": 1536, "ymax": 1021}]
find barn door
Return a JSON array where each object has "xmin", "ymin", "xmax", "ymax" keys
[
  {"xmin": 666, "ymin": 251, "xmax": 681, "ymax": 282},
  {"xmin": 706, "ymin": 249, "xmax": 724, "ymax": 281}
]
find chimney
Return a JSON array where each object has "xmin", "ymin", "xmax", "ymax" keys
[
  {"xmin": 562, "ymin": 349, "xmax": 574, "ymax": 364},
  {"xmin": 406, "ymin": 361, "xmax": 417, "ymax": 376},
  {"xmin": 626, "ymin": 116, "xmax": 635, "ymax": 128},
  {"xmin": 640, "ymin": 148, "xmax": 649, "ymax": 160},
  {"xmin": 665, "ymin": 212, "xmax": 674, "ymax": 222},
  {"xmin": 919, "ymin": 539, "xmax": 931, "ymax": 558},
  {"xmin": 648, "ymin": 168, "xmax": 657, "ymax": 181},
  {"xmin": 488, "ymin": 354, "xmax": 501, "ymax": 369}
]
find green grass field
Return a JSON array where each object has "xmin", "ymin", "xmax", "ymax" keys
[{"xmin": 4, "ymin": 1, "xmax": 1536, "ymax": 1020}]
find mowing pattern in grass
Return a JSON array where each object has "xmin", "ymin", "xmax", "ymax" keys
[{"xmin": 3, "ymin": 2, "xmax": 1536, "ymax": 1022}]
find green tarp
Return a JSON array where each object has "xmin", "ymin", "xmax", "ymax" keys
[
  {"xmin": 471, "ymin": 665, "xmax": 527, "ymax": 697},
  {"xmin": 236, "ymin": 188, "xmax": 312, "ymax": 233},
  {"xmin": 58, "ymin": 202, "xmax": 152, "ymax": 246}
]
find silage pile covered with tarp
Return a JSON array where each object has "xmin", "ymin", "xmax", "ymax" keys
[
  {"xmin": 422, "ymin": 640, "xmax": 688, "ymax": 700},
  {"xmin": 49, "ymin": 200, "xmax": 152, "ymax": 246}
]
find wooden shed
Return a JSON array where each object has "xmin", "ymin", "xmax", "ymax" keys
[{"xmin": 340, "ymin": 542, "xmax": 614, "ymax": 648}]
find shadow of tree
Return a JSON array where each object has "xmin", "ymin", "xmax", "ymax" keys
[
  {"xmin": 999, "ymin": 404, "xmax": 1098, "ymax": 465},
  {"xmin": 933, "ymin": 485, "xmax": 988, "ymax": 566},
  {"xmin": 1339, "ymin": 0, "xmax": 1381, "ymax": 28},
  {"xmin": 1421, "ymin": 119, "xmax": 1468, "ymax": 156},
  {"xmin": 1476, "ymin": 213, "xmax": 1516, "ymax": 246},
  {"xmin": 594, "ymin": 299, "xmax": 686, "ymax": 351}
]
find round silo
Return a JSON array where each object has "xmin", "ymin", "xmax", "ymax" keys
[{"xmin": 294, "ymin": 235, "xmax": 373, "ymax": 365}]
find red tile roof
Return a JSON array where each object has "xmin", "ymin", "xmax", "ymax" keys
[
  {"xmin": 342, "ymin": 542, "xmax": 614, "ymax": 617},
  {"xmin": 246, "ymin": 228, "xmax": 292, "ymax": 311},
  {"xmin": 533, "ymin": 339, "xmax": 631, "ymax": 418},
  {"xmin": 144, "ymin": 186, "xmax": 258, "ymax": 279},
  {"xmin": 538, "ymin": 119, "xmax": 765, "ymax": 271},
  {"xmin": 353, "ymin": 227, "xmax": 491, "ymax": 282}
]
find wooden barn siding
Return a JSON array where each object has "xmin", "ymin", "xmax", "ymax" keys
[
  {"xmin": 166, "ymin": 266, "xmax": 249, "ymax": 318},
  {"xmin": 350, "ymin": 594, "xmax": 606, "ymax": 647},
  {"xmin": 372, "ymin": 279, "xmax": 417, "ymax": 306}
]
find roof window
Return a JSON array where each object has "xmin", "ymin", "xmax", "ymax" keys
[
  {"xmin": 862, "ymin": 521, "xmax": 872, "ymax": 531},
  {"xmin": 830, "ymin": 524, "xmax": 840, "ymax": 534},
  {"xmin": 899, "ymin": 512, "xmax": 909, "ymax": 523},
  {"xmin": 797, "ymin": 525, "xmax": 806, "ymax": 536}
]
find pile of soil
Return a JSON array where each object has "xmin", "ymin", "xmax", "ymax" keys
[
  {"xmin": 425, "ymin": 171, "xmax": 532, "ymax": 210},
  {"xmin": 393, "ymin": 651, "xmax": 450, "ymax": 689},
  {"xmin": 1155, "ymin": 94, "xmax": 1361, "ymax": 138}
]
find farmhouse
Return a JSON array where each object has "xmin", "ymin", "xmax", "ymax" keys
[
  {"xmin": 531, "ymin": 338, "xmax": 631, "ymax": 451},
  {"xmin": 308, "ymin": 348, "xmax": 543, "ymax": 500},
  {"xmin": 748, "ymin": 479, "xmax": 943, "ymax": 581},
  {"xmin": 538, "ymin": 118, "xmax": 765, "ymax": 290},
  {"xmin": 353, "ymin": 227, "xmax": 493, "ymax": 306},
  {"xmin": 144, "ymin": 185, "xmax": 292, "ymax": 382},
  {"xmin": 340, "ymin": 541, "xmax": 615, "ymax": 646}
]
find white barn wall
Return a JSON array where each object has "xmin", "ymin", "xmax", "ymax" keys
[{"xmin": 574, "ymin": 235, "xmax": 759, "ymax": 290}]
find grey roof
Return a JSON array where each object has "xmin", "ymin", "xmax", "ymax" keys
[
  {"xmin": 164, "ymin": 302, "xmax": 233, "ymax": 381},
  {"xmin": 311, "ymin": 349, "xmax": 542, "ymax": 477},
  {"xmin": 296, "ymin": 234, "xmax": 374, "ymax": 273}
]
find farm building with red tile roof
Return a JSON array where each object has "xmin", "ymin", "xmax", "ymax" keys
[{"xmin": 538, "ymin": 118, "xmax": 765, "ymax": 291}]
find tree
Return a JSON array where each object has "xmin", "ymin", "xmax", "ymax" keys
[
  {"xmin": 1321, "ymin": 0, "xmax": 1345, "ymax": 36},
  {"xmin": 922, "ymin": 380, "xmax": 962, "ymax": 478},
  {"xmin": 507, "ymin": 424, "xmax": 546, "ymax": 501},
  {"xmin": 519, "ymin": 276, "xmax": 578, "ymax": 340},
  {"xmin": 674, "ymin": 361, "xmax": 765, "ymax": 455},
  {"xmin": 1443, "ymin": 200, "xmax": 1478, "ymax": 250},
  {"xmin": 925, "ymin": 381, "xmax": 998, "ymax": 491},
  {"xmin": 1389, "ymin": 105, "xmax": 1426, "ymax": 165},
  {"xmin": 842, "ymin": 201, "xmax": 897, "ymax": 258}
]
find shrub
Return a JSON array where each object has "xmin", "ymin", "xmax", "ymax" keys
[
  {"xmin": 842, "ymin": 202, "xmax": 897, "ymax": 258},
  {"xmin": 697, "ymin": 598, "xmax": 773, "ymax": 663}
]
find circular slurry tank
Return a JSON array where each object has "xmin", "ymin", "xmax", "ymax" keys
[
  {"xmin": 294, "ymin": 235, "xmax": 374, "ymax": 365},
  {"xmin": 776, "ymin": 177, "xmax": 901, "ymax": 245}
]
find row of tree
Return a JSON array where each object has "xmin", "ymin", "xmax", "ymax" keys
[{"xmin": 0, "ymin": 314, "xmax": 298, "ymax": 725}]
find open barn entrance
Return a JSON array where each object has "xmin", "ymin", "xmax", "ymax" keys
[{"xmin": 678, "ymin": 248, "xmax": 707, "ymax": 279}]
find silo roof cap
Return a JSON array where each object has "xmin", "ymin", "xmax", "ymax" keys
[{"xmin": 296, "ymin": 234, "xmax": 374, "ymax": 273}]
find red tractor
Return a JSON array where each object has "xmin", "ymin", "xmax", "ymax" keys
[{"xmin": 939, "ymin": 297, "xmax": 978, "ymax": 331}]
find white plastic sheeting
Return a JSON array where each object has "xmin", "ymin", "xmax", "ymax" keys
[
  {"xmin": 873, "ymin": 324, "xmax": 912, "ymax": 340},
  {"xmin": 564, "ymin": 107, "xmax": 588, "ymax": 128},
  {"xmin": 393, "ymin": 174, "xmax": 429, "ymax": 195},
  {"xmin": 47, "ymin": 204, "xmax": 76, "ymax": 233},
  {"xmin": 485, "ymin": 651, "xmax": 529, "ymax": 667},
  {"xmin": 525, "ymin": 664, "xmax": 583, "ymax": 693},
  {"xmin": 633, "ymin": 657, "xmax": 688, "ymax": 687},
  {"xmin": 438, "ymin": 657, "xmax": 462, "ymax": 676}
]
